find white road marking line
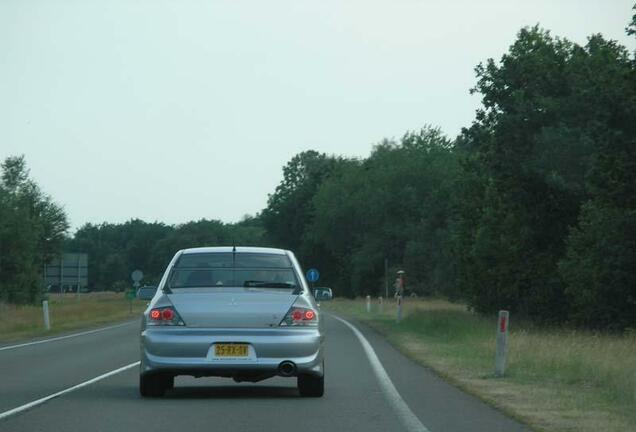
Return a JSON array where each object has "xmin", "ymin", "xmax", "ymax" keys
[
  {"xmin": 0, "ymin": 321, "xmax": 137, "ymax": 352},
  {"xmin": 0, "ymin": 361, "xmax": 140, "ymax": 421},
  {"xmin": 331, "ymin": 314, "xmax": 432, "ymax": 432}
]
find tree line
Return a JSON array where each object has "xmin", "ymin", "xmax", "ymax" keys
[
  {"xmin": 1, "ymin": 15, "xmax": 634, "ymax": 329},
  {"xmin": 65, "ymin": 217, "xmax": 266, "ymax": 292},
  {"xmin": 263, "ymin": 20, "xmax": 636, "ymax": 329}
]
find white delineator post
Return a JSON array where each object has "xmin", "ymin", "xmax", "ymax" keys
[
  {"xmin": 396, "ymin": 270, "xmax": 405, "ymax": 324},
  {"xmin": 366, "ymin": 295, "xmax": 371, "ymax": 313},
  {"xmin": 42, "ymin": 300, "xmax": 51, "ymax": 331},
  {"xmin": 378, "ymin": 296, "xmax": 383, "ymax": 314},
  {"xmin": 495, "ymin": 310, "xmax": 509, "ymax": 377}
]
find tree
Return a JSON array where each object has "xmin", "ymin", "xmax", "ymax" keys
[
  {"xmin": 306, "ymin": 127, "xmax": 459, "ymax": 297},
  {"xmin": 0, "ymin": 155, "xmax": 69, "ymax": 303},
  {"xmin": 558, "ymin": 20, "xmax": 636, "ymax": 329},
  {"xmin": 454, "ymin": 24, "xmax": 636, "ymax": 326},
  {"xmin": 560, "ymin": 203, "xmax": 636, "ymax": 329}
]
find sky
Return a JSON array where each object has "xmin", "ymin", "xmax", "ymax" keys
[{"xmin": 1, "ymin": 0, "xmax": 635, "ymax": 231}]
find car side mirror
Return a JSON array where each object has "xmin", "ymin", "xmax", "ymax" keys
[
  {"xmin": 313, "ymin": 287, "xmax": 333, "ymax": 301},
  {"xmin": 137, "ymin": 286, "xmax": 157, "ymax": 300}
]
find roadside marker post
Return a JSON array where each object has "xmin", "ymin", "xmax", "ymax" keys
[
  {"xmin": 396, "ymin": 270, "xmax": 405, "ymax": 324},
  {"xmin": 42, "ymin": 300, "xmax": 51, "ymax": 331},
  {"xmin": 378, "ymin": 296, "xmax": 383, "ymax": 314},
  {"xmin": 366, "ymin": 295, "xmax": 371, "ymax": 313},
  {"xmin": 495, "ymin": 310, "xmax": 509, "ymax": 377}
]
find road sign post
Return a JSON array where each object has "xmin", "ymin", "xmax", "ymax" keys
[
  {"xmin": 76, "ymin": 256, "xmax": 81, "ymax": 301},
  {"xmin": 126, "ymin": 289, "xmax": 136, "ymax": 313},
  {"xmin": 495, "ymin": 310, "xmax": 509, "ymax": 377},
  {"xmin": 306, "ymin": 268, "xmax": 320, "ymax": 284},
  {"xmin": 306, "ymin": 268, "xmax": 320, "ymax": 294},
  {"xmin": 131, "ymin": 270, "xmax": 143, "ymax": 285},
  {"xmin": 130, "ymin": 270, "xmax": 143, "ymax": 314},
  {"xmin": 42, "ymin": 300, "xmax": 50, "ymax": 331}
]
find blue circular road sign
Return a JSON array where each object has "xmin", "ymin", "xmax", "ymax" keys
[{"xmin": 306, "ymin": 268, "xmax": 320, "ymax": 283}]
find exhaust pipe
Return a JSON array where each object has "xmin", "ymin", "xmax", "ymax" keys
[{"xmin": 278, "ymin": 361, "xmax": 297, "ymax": 377}]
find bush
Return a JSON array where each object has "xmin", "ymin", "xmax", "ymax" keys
[{"xmin": 560, "ymin": 202, "xmax": 636, "ymax": 330}]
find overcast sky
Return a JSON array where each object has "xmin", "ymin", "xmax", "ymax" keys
[{"xmin": 1, "ymin": 0, "xmax": 634, "ymax": 231}]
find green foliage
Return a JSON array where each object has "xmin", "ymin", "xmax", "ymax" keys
[
  {"xmin": 627, "ymin": 4, "xmax": 636, "ymax": 37},
  {"xmin": 66, "ymin": 217, "xmax": 267, "ymax": 291},
  {"xmin": 0, "ymin": 156, "xmax": 69, "ymax": 304},
  {"xmin": 261, "ymin": 150, "xmax": 342, "ymax": 253},
  {"xmin": 452, "ymin": 25, "xmax": 636, "ymax": 325},
  {"xmin": 560, "ymin": 202, "xmax": 636, "ymax": 330},
  {"xmin": 278, "ymin": 127, "xmax": 460, "ymax": 298}
]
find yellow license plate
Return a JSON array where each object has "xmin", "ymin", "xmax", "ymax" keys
[{"xmin": 214, "ymin": 344, "xmax": 248, "ymax": 357}]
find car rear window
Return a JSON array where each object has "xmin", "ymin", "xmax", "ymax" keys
[
  {"xmin": 168, "ymin": 268, "xmax": 299, "ymax": 289},
  {"xmin": 169, "ymin": 252, "xmax": 299, "ymax": 290},
  {"xmin": 175, "ymin": 253, "xmax": 292, "ymax": 268}
]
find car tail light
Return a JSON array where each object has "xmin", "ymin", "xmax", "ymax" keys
[
  {"xmin": 161, "ymin": 308, "xmax": 174, "ymax": 320},
  {"xmin": 147, "ymin": 306, "xmax": 184, "ymax": 326},
  {"xmin": 280, "ymin": 304, "xmax": 318, "ymax": 327}
]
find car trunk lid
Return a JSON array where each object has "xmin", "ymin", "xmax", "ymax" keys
[{"xmin": 167, "ymin": 288, "xmax": 297, "ymax": 328}]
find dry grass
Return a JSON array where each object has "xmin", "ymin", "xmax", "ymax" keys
[
  {"xmin": 0, "ymin": 292, "xmax": 146, "ymax": 343},
  {"xmin": 324, "ymin": 298, "xmax": 636, "ymax": 432}
]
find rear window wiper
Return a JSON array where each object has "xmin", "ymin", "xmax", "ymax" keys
[{"xmin": 243, "ymin": 281, "xmax": 296, "ymax": 289}]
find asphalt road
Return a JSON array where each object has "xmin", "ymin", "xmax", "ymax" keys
[{"xmin": 0, "ymin": 314, "xmax": 529, "ymax": 432}]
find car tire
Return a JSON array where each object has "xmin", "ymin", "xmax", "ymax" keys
[
  {"xmin": 139, "ymin": 373, "xmax": 171, "ymax": 397},
  {"xmin": 298, "ymin": 374, "xmax": 324, "ymax": 397}
]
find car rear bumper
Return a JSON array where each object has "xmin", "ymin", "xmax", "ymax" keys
[{"xmin": 140, "ymin": 326, "xmax": 324, "ymax": 377}]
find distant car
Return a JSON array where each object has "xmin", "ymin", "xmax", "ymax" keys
[
  {"xmin": 136, "ymin": 285, "xmax": 157, "ymax": 300},
  {"xmin": 138, "ymin": 246, "xmax": 330, "ymax": 397}
]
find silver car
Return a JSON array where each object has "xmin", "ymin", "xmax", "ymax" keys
[{"xmin": 138, "ymin": 246, "xmax": 330, "ymax": 398}]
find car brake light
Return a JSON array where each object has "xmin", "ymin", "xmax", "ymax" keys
[
  {"xmin": 280, "ymin": 305, "xmax": 318, "ymax": 327},
  {"xmin": 161, "ymin": 308, "xmax": 174, "ymax": 320},
  {"xmin": 148, "ymin": 306, "xmax": 184, "ymax": 326}
]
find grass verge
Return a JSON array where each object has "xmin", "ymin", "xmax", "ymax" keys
[
  {"xmin": 323, "ymin": 298, "xmax": 636, "ymax": 432},
  {"xmin": 0, "ymin": 292, "xmax": 146, "ymax": 343}
]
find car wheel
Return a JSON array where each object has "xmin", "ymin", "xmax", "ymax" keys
[
  {"xmin": 298, "ymin": 373, "xmax": 324, "ymax": 397},
  {"xmin": 139, "ymin": 373, "xmax": 170, "ymax": 397},
  {"xmin": 164, "ymin": 374, "xmax": 175, "ymax": 390}
]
